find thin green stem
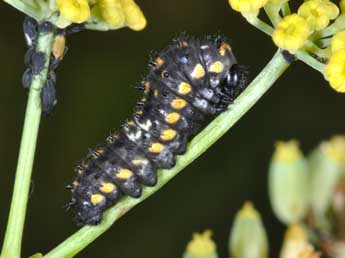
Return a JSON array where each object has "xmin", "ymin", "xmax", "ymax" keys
[
  {"xmin": 43, "ymin": 50, "xmax": 289, "ymax": 258},
  {"xmin": 3, "ymin": 0, "xmax": 42, "ymax": 20},
  {"xmin": 245, "ymin": 16, "xmax": 274, "ymax": 36},
  {"xmin": 264, "ymin": 3, "xmax": 282, "ymax": 27},
  {"xmin": 311, "ymin": 14, "xmax": 345, "ymax": 40},
  {"xmin": 0, "ymin": 30, "xmax": 54, "ymax": 258},
  {"xmin": 295, "ymin": 50, "xmax": 326, "ymax": 74},
  {"xmin": 281, "ymin": 2, "xmax": 290, "ymax": 16},
  {"xmin": 304, "ymin": 41, "xmax": 331, "ymax": 59}
]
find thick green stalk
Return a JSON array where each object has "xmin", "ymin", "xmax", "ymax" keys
[
  {"xmin": 3, "ymin": 0, "xmax": 42, "ymax": 20},
  {"xmin": 43, "ymin": 50, "xmax": 289, "ymax": 258},
  {"xmin": 0, "ymin": 30, "xmax": 54, "ymax": 258}
]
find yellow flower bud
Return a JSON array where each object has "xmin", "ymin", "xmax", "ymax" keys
[
  {"xmin": 326, "ymin": 49, "xmax": 345, "ymax": 93},
  {"xmin": 298, "ymin": 0, "xmax": 339, "ymax": 31},
  {"xmin": 269, "ymin": 141, "xmax": 309, "ymax": 224},
  {"xmin": 183, "ymin": 230, "xmax": 218, "ymax": 258},
  {"xmin": 120, "ymin": 0, "xmax": 147, "ymax": 31},
  {"xmin": 229, "ymin": 202, "xmax": 269, "ymax": 258},
  {"xmin": 309, "ymin": 136, "xmax": 345, "ymax": 216},
  {"xmin": 228, "ymin": 0, "xmax": 268, "ymax": 13},
  {"xmin": 56, "ymin": 0, "xmax": 91, "ymax": 23},
  {"xmin": 331, "ymin": 30, "xmax": 345, "ymax": 53},
  {"xmin": 280, "ymin": 224, "xmax": 309, "ymax": 258},
  {"xmin": 272, "ymin": 14, "xmax": 311, "ymax": 52},
  {"xmin": 95, "ymin": 0, "xmax": 126, "ymax": 28}
]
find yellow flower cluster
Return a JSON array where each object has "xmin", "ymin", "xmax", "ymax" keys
[
  {"xmin": 56, "ymin": 0, "xmax": 146, "ymax": 30},
  {"xmin": 228, "ymin": 0, "xmax": 268, "ymax": 16},
  {"xmin": 326, "ymin": 31, "xmax": 345, "ymax": 92}
]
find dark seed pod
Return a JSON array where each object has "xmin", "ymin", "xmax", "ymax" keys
[
  {"xmin": 22, "ymin": 68, "xmax": 33, "ymax": 89},
  {"xmin": 40, "ymin": 71, "xmax": 57, "ymax": 115},
  {"xmin": 23, "ymin": 16, "xmax": 38, "ymax": 47},
  {"xmin": 68, "ymin": 36, "xmax": 249, "ymax": 226}
]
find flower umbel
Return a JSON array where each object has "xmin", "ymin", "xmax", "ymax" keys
[
  {"xmin": 272, "ymin": 14, "xmax": 310, "ymax": 52},
  {"xmin": 326, "ymin": 49, "xmax": 345, "ymax": 92},
  {"xmin": 228, "ymin": 0, "xmax": 268, "ymax": 16},
  {"xmin": 331, "ymin": 30, "xmax": 345, "ymax": 53},
  {"xmin": 297, "ymin": 0, "xmax": 339, "ymax": 31},
  {"xmin": 56, "ymin": 0, "xmax": 90, "ymax": 24}
]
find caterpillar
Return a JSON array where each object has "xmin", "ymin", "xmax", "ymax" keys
[{"xmin": 67, "ymin": 35, "xmax": 249, "ymax": 226}]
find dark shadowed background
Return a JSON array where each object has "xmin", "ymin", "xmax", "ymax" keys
[{"xmin": 0, "ymin": 0, "xmax": 344, "ymax": 257}]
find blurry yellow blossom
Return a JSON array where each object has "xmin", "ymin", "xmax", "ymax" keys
[
  {"xmin": 120, "ymin": 0, "xmax": 147, "ymax": 30},
  {"xmin": 321, "ymin": 135, "xmax": 345, "ymax": 164},
  {"xmin": 331, "ymin": 30, "xmax": 345, "ymax": 53},
  {"xmin": 280, "ymin": 224, "xmax": 309, "ymax": 258},
  {"xmin": 297, "ymin": 0, "xmax": 339, "ymax": 31},
  {"xmin": 273, "ymin": 14, "xmax": 310, "ymax": 52},
  {"xmin": 228, "ymin": 0, "xmax": 268, "ymax": 14},
  {"xmin": 273, "ymin": 140, "xmax": 302, "ymax": 162},
  {"xmin": 184, "ymin": 230, "xmax": 218, "ymax": 258},
  {"xmin": 326, "ymin": 49, "xmax": 345, "ymax": 92},
  {"xmin": 56, "ymin": 0, "xmax": 90, "ymax": 23}
]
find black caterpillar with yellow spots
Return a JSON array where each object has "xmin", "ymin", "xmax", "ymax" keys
[{"xmin": 67, "ymin": 36, "xmax": 248, "ymax": 226}]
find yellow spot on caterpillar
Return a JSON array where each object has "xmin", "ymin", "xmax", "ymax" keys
[
  {"xmin": 132, "ymin": 159, "xmax": 143, "ymax": 166},
  {"xmin": 149, "ymin": 142, "xmax": 164, "ymax": 153},
  {"xmin": 144, "ymin": 81, "xmax": 150, "ymax": 94},
  {"xmin": 182, "ymin": 41, "xmax": 188, "ymax": 47},
  {"xmin": 90, "ymin": 194, "xmax": 104, "ymax": 205},
  {"xmin": 127, "ymin": 120, "xmax": 135, "ymax": 126},
  {"xmin": 178, "ymin": 82, "xmax": 192, "ymax": 95},
  {"xmin": 191, "ymin": 64, "xmax": 205, "ymax": 79},
  {"xmin": 171, "ymin": 98, "xmax": 187, "ymax": 109},
  {"xmin": 154, "ymin": 90, "xmax": 159, "ymax": 97},
  {"xmin": 100, "ymin": 182, "xmax": 116, "ymax": 193},
  {"xmin": 73, "ymin": 181, "xmax": 79, "ymax": 187},
  {"xmin": 156, "ymin": 57, "xmax": 164, "ymax": 67},
  {"xmin": 117, "ymin": 168, "xmax": 133, "ymax": 180},
  {"xmin": 141, "ymin": 97, "xmax": 147, "ymax": 102},
  {"xmin": 165, "ymin": 112, "xmax": 181, "ymax": 124},
  {"xmin": 209, "ymin": 61, "xmax": 224, "ymax": 73},
  {"xmin": 160, "ymin": 129, "xmax": 177, "ymax": 141}
]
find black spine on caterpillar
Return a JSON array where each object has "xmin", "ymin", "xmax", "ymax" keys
[{"xmin": 68, "ymin": 36, "xmax": 249, "ymax": 226}]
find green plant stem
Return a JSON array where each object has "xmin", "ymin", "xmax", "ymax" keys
[
  {"xmin": 264, "ymin": 3, "xmax": 282, "ymax": 27},
  {"xmin": 43, "ymin": 50, "xmax": 289, "ymax": 258},
  {"xmin": 282, "ymin": 2, "xmax": 291, "ymax": 16},
  {"xmin": 3, "ymin": 0, "xmax": 42, "ymax": 20},
  {"xmin": 295, "ymin": 50, "xmax": 326, "ymax": 74},
  {"xmin": 244, "ymin": 16, "xmax": 274, "ymax": 36},
  {"xmin": 0, "ymin": 30, "xmax": 54, "ymax": 258},
  {"xmin": 311, "ymin": 14, "xmax": 345, "ymax": 40}
]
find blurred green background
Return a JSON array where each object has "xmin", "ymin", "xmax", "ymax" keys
[{"xmin": 0, "ymin": 0, "xmax": 344, "ymax": 257}]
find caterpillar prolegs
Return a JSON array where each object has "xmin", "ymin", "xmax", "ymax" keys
[{"xmin": 67, "ymin": 36, "xmax": 249, "ymax": 226}]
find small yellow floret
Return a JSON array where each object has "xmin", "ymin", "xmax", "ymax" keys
[
  {"xmin": 96, "ymin": 0, "xmax": 126, "ymax": 28},
  {"xmin": 326, "ymin": 49, "xmax": 345, "ymax": 93},
  {"xmin": 298, "ymin": 0, "xmax": 339, "ymax": 31},
  {"xmin": 120, "ymin": 0, "xmax": 147, "ymax": 31},
  {"xmin": 57, "ymin": 0, "xmax": 91, "ymax": 23},
  {"xmin": 186, "ymin": 230, "xmax": 216, "ymax": 258},
  {"xmin": 331, "ymin": 30, "xmax": 345, "ymax": 53},
  {"xmin": 228, "ymin": 0, "xmax": 268, "ymax": 13},
  {"xmin": 321, "ymin": 135, "xmax": 345, "ymax": 164},
  {"xmin": 273, "ymin": 140, "xmax": 302, "ymax": 162},
  {"xmin": 272, "ymin": 14, "xmax": 310, "ymax": 52}
]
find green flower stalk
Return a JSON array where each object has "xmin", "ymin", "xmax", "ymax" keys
[
  {"xmin": 183, "ymin": 230, "xmax": 218, "ymax": 258},
  {"xmin": 309, "ymin": 136, "xmax": 345, "ymax": 217},
  {"xmin": 229, "ymin": 202, "xmax": 269, "ymax": 258},
  {"xmin": 268, "ymin": 140, "xmax": 309, "ymax": 225}
]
